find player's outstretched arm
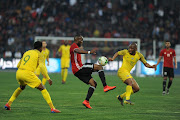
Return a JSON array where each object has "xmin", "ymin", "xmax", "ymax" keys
[
  {"xmin": 144, "ymin": 63, "xmax": 157, "ymax": 71},
  {"xmin": 156, "ymin": 56, "xmax": 162, "ymax": 66},
  {"xmin": 174, "ymin": 56, "xmax": 177, "ymax": 69},
  {"xmin": 74, "ymin": 48, "xmax": 97, "ymax": 54},
  {"xmin": 108, "ymin": 52, "xmax": 119, "ymax": 61}
]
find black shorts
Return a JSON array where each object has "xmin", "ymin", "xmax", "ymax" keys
[
  {"xmin": 163, "ymin": 67, "xmax": 174, "ymax": 78},
  {"xmin": 74, "ymin": 63, "xmax": 94, "ymax": 84}
]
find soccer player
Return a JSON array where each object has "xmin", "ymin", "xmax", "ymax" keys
[
  {"xmin": 58, "ymin": 40, "xmax": 70, "ymax": 84},
  {"xmin": 4, "ymin": 41, "xmax": 60, "ymax": 113},
  {"xmin": 35, "ymin": 41, "xmax": 50, "ymax": 85},
  {"xmin": 155, "ymin": 41, "xmax": 177, "ymax": 95},
  {"xmin": 109, "ymin": 43, "xmax": 156, "ymax": 105},
  {"xmin": 70, "ymin": 35, "xmax": 116, "ymax": 109}
]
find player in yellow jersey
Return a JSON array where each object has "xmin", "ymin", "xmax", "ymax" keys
[
  {"xmin": 35, "ymin": 41, "xmax": 50, "ymax": 85},
  {"xmin": 58, "ymin": 40, "xmax": 70, "ymax": 84},
  {"xmin": 4, "ymin": 41, "xmax": 60, "ymax": 113},
  {"xmin": 109, "ymin": 43, "xmax": 156, "ymax": 105}
]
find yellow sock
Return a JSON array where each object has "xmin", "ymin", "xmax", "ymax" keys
[
  {"xmin": 126, "ymin": 85, "xmax": 132, "ymax": 100},
  {"xmin": 61, "ymin": 69, "xmax": 64, "ymax": 80},
  {"xmin": 41, "ymin": 89, "xmax": 55, "ymax": 109},
  {"xmin": 63, "ymin": 69, "xmax": 68, "ymax": 82},
  {"xmin": 120, "ymin": 92, "xmax": 126, "ymax": 99},
  {"xmin": 42, "ymin": 78, "xmax": 47, "ymax": 85},
  {"xmin": 8, "ymin": 87, "xmax": 22, "ymax": 106},
  {"xmin": 120, "ymin": 90, "xmax": 134, "ymax": 99}
]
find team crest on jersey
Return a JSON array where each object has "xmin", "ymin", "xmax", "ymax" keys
[
  {"xmin": 164, "ymin": 52, "xmax": 166, "ymax": 54},
  {"xmin": 131, "ymin": 58, "xmax": 134, "ymax": 60},
  {"xmin": 127, "ymin": 75, "xmax": 129, "ymax": 77},
  {"xmin": 170, "ymin": 52, "xmax": 172, "ymax": 54}
]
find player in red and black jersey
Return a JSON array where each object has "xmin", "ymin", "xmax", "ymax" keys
[
  {"xmin": 155, "ymin": 41, "xmax": 177, "ymax": 95},
  {"xmin": 70, "ymin": 35, "xmax": 116, "ymax": 109}
]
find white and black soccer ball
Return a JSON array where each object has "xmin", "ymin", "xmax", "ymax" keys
[{"xmin": 98, "ymin": 56, "xmax": 108, "ymax": 66}]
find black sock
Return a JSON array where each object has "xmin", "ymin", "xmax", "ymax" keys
[
  {"xmin": 85, "ymin": 86, "xmax": 95, "ymax": 101},
  {"xmin": 167, "ymin": 80, "xmax": 172, "ymax": 89},
  {"xmin": 98, "ymin": 70, "xmax": 107, "ymax": 87},
  {"xmin": 163, "ymin": 80, "xmax": 167, "ymax": 91}
]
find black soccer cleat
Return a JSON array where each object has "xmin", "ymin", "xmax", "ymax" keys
[{"xmin": 117, "ymin": 95, "xmax": 124, "ymax": 106}]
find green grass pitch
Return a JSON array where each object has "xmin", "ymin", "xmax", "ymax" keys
[{"xmin": 0, "ymin": 72, "xmax": 180, "ymax": 120}]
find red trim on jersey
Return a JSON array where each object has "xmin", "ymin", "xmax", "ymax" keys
[
  {"xmin": 159, "ymin": 48, "xmax": 176, "ymax": 68},
  {"xmin": 70, "ymin": 43, "xmax": 83, "ymax": 74}
]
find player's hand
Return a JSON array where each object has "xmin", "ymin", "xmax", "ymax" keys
[
  {"xmin": 108, "ymin": 57, "xmax": 113, "ymax": 61},
  {"xmin": 175, "ymin": 64, "xmax": 177, "ymax": 69},
  {"xmin": 48, "ymin": 79, "xmax": 52, "ymax": 86},
  {"xmin": 90, "ymin": 48, "xmax": 98, "ymax": 54},
  {"xmin": 152, "ymin": 65, "xmax": 157, "ymax": 71}
]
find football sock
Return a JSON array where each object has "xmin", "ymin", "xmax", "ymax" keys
[
  {"xmin": 42, "ymin": 78, "xmax": 47, "ymax": 85},
  {"xmin": 61, "ymin": 69, "xmax": 64, "ymax": 80},
  {"xmin": 167, "ymin": 80, "xmax": 172, "ymax": 89},
  {"xmin": 163, "ymin": 79, "xmax": 167, "ymax": 91},
  {"xmin": 120, "ymin": 90, "xmax": 134, "ymax": 99},
  {"xmin": 41, "ymin": 89, "xmax": 55, "ymax": 109},
  {"xmin": 8, "ymin": 87, "xmax": 22, "ymax": 106},
  {"xmin": 63, "ymin": 69, "xmax": 68, "ymax": 82},
  {"xmin": 126, "ymin": 85, "xmax": 132, "ymax": 100},
  {"xmin": 85, "ymin": 86, "xmax": 95, "ymax": 101},
  {"xmin": 98, "ymin": 70, "xmax": 107, "ymax": 87}
]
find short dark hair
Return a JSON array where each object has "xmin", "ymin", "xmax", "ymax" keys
[
  {"xmin": 74, "ymin": 35, "xmax": 83, "ymax": 41},
  {"xmin": 165, "ymin": 40, "xmax": 171, "ymax": 43},
  {"xmin": 34, "ymin": 41, "xmax": 42, "ymax": 49}
]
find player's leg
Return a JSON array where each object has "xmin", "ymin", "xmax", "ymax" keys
[
  {"xmin": 36, "ymin": 84, "xmax": 61, "ymax": 113},
  {"xmin": 62, "ymin": 59, "xmax": 70, "ymax": 84},
  {"xmin": 83, "ymin": 78, "xmax": 97, "ymax": 109},
  {"xmin": 5, "ymin": 85, "xmax": 26, "ymax": 110},
  {"xmin": 162, "ymin": 67, "xmax": 168, "ymax": 95},
  {"xmin": 167, "ymin": 68, "xmax": 174, "ymax": 94},
  {"xmin": 93, "ymin": 64, "xmax": 116, "ymax": 92},
  {"xmin": 41, "ymin": 68, "xmax": 49, "ymax": 85}
]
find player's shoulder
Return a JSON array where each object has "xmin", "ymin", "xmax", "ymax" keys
[
  {"xmin": 136, "ymin": 51, "xmax": 143, "ymax": 56},
  {"xmin": 120, "ymin": 49, "xmax": 128, "ymax": 52}
]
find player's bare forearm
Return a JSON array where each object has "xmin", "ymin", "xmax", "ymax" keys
[
  {"xmin": 109, "ymin": 52, "xmax": 118, "ymax": 61},
  {"xmin": 156, "ymin": 56, "xmax": 162, "ymax": 66},
  {"xmin": 174, "ymin": 57, "xmax": 177, "ymax": 69},
  {"xmin": 144, "ymin": 63, "xmax": 157, "ymax": 71},
  {"xmin": 74, "ymin": 48, "xmax": 97, "ymax": 54}
]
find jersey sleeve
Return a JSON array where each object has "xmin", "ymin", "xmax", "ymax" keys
[
  {"xmin": 38, "ymin": 53, "xmax": 50, "ymax": 80},
  {"xmin": 47, "ymin": 49, "xmax": 50, "ymax": 58},
  {"xmin": 58, "ymin": 46, "xmax": 62, "ymax": 52},
  {"xmin": 139, "ymin": 52, "xmax": 147, "ymax": 64},
  {"xmin": 118, "ymin": 49, "xmax": 127, "ymax": 56},
  {"xmin": 173, "ymin": 49, "xmax": 176, "ymax": 57},
  {"xmin": 17, "ymin": 58, "xmax": 22, "ymax": 68},
  {"xmin": 159, "ymin": 49, "xmax": 164, "ymax": 56}
]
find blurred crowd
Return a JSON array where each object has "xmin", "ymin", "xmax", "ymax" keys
[{"xmin": 0, "ymin": 0, "xmax": 179, "ymax": 59}]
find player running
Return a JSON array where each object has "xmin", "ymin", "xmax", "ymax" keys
[
  {"xmin": 155, "ymin": 41, "xmax": 177, "ymax": 95},
  {"xmin": 58, "ymin": 40, "xmax": 70, "ymax": 84},
  {"xmin": 70, "ymin": 35, "xmax": 116, "ymax": 109},
  {"xmin": 34, "ymin": 41, "xmax": 50, "ymax": 85},
  {"xmin": 4, "ymin": 41, "xmax": 60, "ymax": 113},
  {"xmin": 109, "ymin": 43, "xmax": 156, "ymax": 105}
]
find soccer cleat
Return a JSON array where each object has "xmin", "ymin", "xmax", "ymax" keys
[
  {"xmin": 62, "ymin": 80, "xmax": 66, "ymax": 84},
  {"xmin": 124, "ymin": 100, "xmax": 134, "ymax": 105},
  {"xmin": 51, "ymin": 108, "xmax": 61, "ymax": 113},
  {"xmin": 4, "ymin": 103, "xmax": 11, "ymax": 110},
  {"xmin": 117, "ymin": 95, "xmax": 124, "ymax": 106},
  {"xmin": 104, "ymin": 85, "xmax": 116, "ymax": 92},
  {"xmin": 82, "ymin": 100, "xmax": 92, "ymax": 109},
  {"xmin": 166, "ymin": 89, "xmax": 169, "ymax": 95},
  {"xmin": 162, "ymin": 91, "xmax": 166, "ymax": 95}
]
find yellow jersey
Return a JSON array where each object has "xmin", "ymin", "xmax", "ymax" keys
[
  {"xmin": 17, "ymin": 49, "xmax": 50, "ymax": 80},
  {"xmin": 58, "ymin": 45, "xmax": 70, "ymax": 59},
  {"xmin": 118, "ymin": 49, "xmax": 147, "ymax": 72},
  {"xmin": 41, "ymin": 48, "xmax": 50, "ymax": 64}
]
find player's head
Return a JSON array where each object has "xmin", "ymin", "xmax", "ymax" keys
[
  {"xmin": 165, "ymin": 40, "xmax": 171, "ymax": 49},
  {"xmin": 34, "ymin": 41, "xmax": 42, "ymax": 52},
  {"xmin": 128, "ymin": 42, "xmax": 137, "ymax": 55},
  {"xmin": 42, "ymin": 41, "xmax": 47, "ymax": 48},
  {"xmin": 64, "ymin": 40, "xmax": 68, "ymax": 46},
  {"xmin": 74, "ymin": 35, "xmax": 83, "ymax": 47}
]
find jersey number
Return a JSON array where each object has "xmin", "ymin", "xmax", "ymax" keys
[{"xmin": 23, "ymin": 55, "xmax": 30, "ymax": 65}]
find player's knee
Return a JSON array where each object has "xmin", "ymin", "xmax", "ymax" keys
[
  {"xmin": 20, "ymin": 86, "xmax": 26, "ymax": 90},
  {"xmin": 94, "ymin": 81, "xmax": 97, "ymax": 88},
  {"xmin": 136, "ymin": 88, "xmax": 140, "ymax": 92}
]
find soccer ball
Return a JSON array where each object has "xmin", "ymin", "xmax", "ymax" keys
[{"xmin": 98, "ymin": 56, "xmax": 108, "ymax": 66}]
